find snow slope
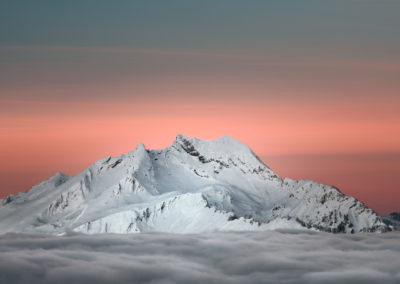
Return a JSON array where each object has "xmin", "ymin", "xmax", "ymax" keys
[{"xmin": 0, "ymin": 135, "xmax": 388, "ymax": 234}]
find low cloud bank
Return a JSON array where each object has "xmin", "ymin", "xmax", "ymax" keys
[{"xmin": 0, "ymin": 230, "xmax": 399, "ymax": 283}]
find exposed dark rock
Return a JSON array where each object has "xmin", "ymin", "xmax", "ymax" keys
[{"xmin": 110, "ymin": 159, "xmax": 123, "ymax": 169}]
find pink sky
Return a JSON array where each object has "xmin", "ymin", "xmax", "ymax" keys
[{"xmin": 1, "ymin": 98, "xmax": 399, "ymax": 215}]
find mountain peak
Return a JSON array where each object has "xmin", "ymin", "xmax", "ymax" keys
[
  {"xmin": 175, "ymin": 134, "xmax": 245, "ymax": 146},
  {"xmin": 136, "ymin": 142, "xmax": 147, "ymax": 152},
  {"xmin": 175, "ymin": 133, "xmax": 186, "ymax": 141},
  {"xmin": 173, "ymin": 135, "xmax": 255, "ymax": 157}
]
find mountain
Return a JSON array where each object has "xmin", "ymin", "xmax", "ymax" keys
[
  {"xmin": 0, "ymin": 135, "xmax": 389, "ymax": 234},
  {"xmin": 383, "ymin": 213, "xmax": 400, "ymax": 230}
]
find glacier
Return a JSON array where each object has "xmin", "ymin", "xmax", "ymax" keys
[{"xmin": 0, "ymin": 135, "xmax": 389, "ymax": 234}]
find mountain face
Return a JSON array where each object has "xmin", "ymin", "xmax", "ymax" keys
[
  {"xmin": 0, "ymin": 135, "xmax": 389, "ymax": 234},
  {"xmin": 383, "ymin": 213, "xmax": 400, "ymax": 230}
]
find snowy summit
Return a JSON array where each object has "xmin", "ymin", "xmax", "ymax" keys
[{"xmin": 0, "ymin": 135, "xmax": 389, "ymax": 234}]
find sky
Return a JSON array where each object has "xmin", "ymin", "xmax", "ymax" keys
[{"xmin": 0, "ymin": 0, "xmax": 399, "ymax": 215}]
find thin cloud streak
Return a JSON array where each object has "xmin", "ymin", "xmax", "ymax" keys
[{"xmin": 2, "ymin": 45, "xmax": 399, "ymax": 71}]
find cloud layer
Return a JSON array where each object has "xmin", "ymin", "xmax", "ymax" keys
[{"xmin": 0, "ymin": 230, "xmax": 399, "ymax": 284}]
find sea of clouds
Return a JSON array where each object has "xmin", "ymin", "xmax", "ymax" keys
[{"xmin": 0, "ymin": 229, "xmax": 399, "ymax": 284}]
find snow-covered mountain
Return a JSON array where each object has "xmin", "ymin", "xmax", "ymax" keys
[{"xmin": 0, "ymin": 135, "xmax": 389, "ymax": 234}]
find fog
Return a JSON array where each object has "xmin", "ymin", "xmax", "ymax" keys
[{"xmin": 0, "ymin": 230, "xmax": 399, "ymax": 283}]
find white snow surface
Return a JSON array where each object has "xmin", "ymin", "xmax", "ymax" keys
[{"xmin": 0, "ymin": 135, "xmax": 388, "ymax": 234}]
